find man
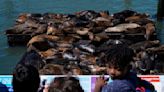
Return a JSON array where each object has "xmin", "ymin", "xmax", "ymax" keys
[{"xmin": 94, "ymin": 44, "xmax": 155, "ymax": 92}]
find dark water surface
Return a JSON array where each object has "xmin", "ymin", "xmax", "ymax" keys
[{"xmin": 0, "ymin": 0, "xmax": 163, "ymax": 74}]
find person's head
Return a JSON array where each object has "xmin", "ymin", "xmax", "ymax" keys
[
  {"xmin": 104, "ymin": 44, "xmax": 134, "ymax": 79},
  {"xmin": 18, "ymin": 50, "xmax": 45, "ymax": 70},
  {"xmin": 62, "ymin": 77, "xmax": 84, "ymax": 92},
  {"xmin": 48, "ymin": 77, "xmax": 65, "ymax": 92},
  {"xmin": 12, "ymin": 64, "xmax": 40, "ymax": 92},
  {"xmin": 48, "ymin": 77, "xmax": 84, "ymax": 92}
]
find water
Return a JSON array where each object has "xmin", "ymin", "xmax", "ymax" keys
[{"xmin": 0, "ymin": 0, "xmax": 163, "ymax": 74}]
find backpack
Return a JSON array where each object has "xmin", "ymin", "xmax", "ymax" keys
[
  {"xmin": 126, "ymin": 77, "xmax": 156, "ymax": 92},
  {"xmin": 135, "ymin": 77, "xmax": 156, "ymax": 92}
]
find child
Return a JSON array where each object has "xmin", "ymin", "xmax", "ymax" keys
[{"xmin": 94, "ymin": 44, "xmax": 155, "ymax": 92}]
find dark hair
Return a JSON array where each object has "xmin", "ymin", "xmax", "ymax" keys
[
  {"xmin": 18, "ymin": 50, "xmax": 45, "ymax": 70},
  {"xmin": 62, "ymin": 77, "xmax": 84, "ymax": 92},
  {"xmin": 12, "ymin": 64, "xmax": 40, "ymax": 92},
  {"xmin": 104, "ymin": 44, "xmax": 134, "ymax": 69},
  {"xmin": 48, "ymin": 77, "xmax": 65, "ymax": 92},
  {"xmin": 48, "ymin": 77, "xmax": 84, "ymax": 92}
]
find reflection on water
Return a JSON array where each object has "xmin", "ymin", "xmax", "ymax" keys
[
  {"xmin": 3, "ymin": 0, "xmax": 14, "ymax": 18},
  {"xmin": 0, "ymin": 0, "xmax": 163, "ymax": 74}
]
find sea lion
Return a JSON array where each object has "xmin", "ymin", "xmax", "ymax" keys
[
  {"xmin": 39, "ymin": 64, "xmax": 64, "ymax": 75},
  {"xmin": 125, "ymin": 13, "xmax": 149, "ymax": 22},
  {"xmin": 112, "ymin": 10, "xmax": 137, "ymax": 25},
  {"xmin": 71, "ymin": 67, "xmax": 83, "ymax": 75},
  {"xmin": 99, "ymin": 10, "xmax": 110, "ymax": 18},
  {"xmin": 93, "ymin": 32, "xmax": 109, "ymax": 42},
  {"xmin": 127, "ymin": 18, "xmax": 154, "ymax": 26},
  {"xmin": 146, "ymin": 45, "xmax": 164, "ymax": 52},
  {"xmin": 6, "ymin": 24, "xmax": 25, "ymax": 34},
  {"xmin": 92, "ymin": 17, "xmax": 113, "ymax": 27},
  {"xmin": 88, "ymin": 65, "xmax": 106, "ymax": 74},
  {"xmin": 129, "ymin": 40, "xmax": 160, "ymax": 53},
  {"xmin": 105, "ymin": 23, "xmax": 140, "ymax": 32},
  {"xmin": 39, "ymin": 48, "xmax": 58, "ymax": 59},
  {"xmin": 24, "ymin": 19, "xmax": 39, "ymax": 28},
  {"xmin": 75, "ymin": 27, "xmax": 90, "ymax": 35},
  {"xmin": 75, "ymin": 10, "xmax": 100, "ymax": 21},
  {"xmin": 62, "ymin": 50, "xmax": 77, "ymax": 61},
  {"xmin": 146, "ymin": 45, "xmax": 164, "ymax": 74},
  {"xmin": 27, "ymin": 34, "xmax": 59, "ymax": 51},
  {"xmin": 113, "ymin": 10, "xmax": 137, "ymax": 19},
  {"xmin": 145, "ymin": 23, "xmax": 155, "ymax": 40},
  {"xmin": 46, "ymin": 22, "xmax": 59, "ymax": 35},
  {"xmin": 32, "ymin": 24, "xmax": 47, "ymax": 36},
  {"xmin": 28, "ymin": 34, "xmax": 59, "ymax": 45},
  {"xmin": 16, "ymin": 13, "xmax": 29, "ymax": 24},
  {"xmin": 79, "ymin": 54, "xmax": 97, "ymax": 65}
]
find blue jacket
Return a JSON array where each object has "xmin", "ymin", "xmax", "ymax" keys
[
  {"xmin": 101, "ymin": 72, "xmax": 155, "ymax": 92},
  {"xmin": 0, "ymin": 82, "xmax": 9, "ymax": 92}
]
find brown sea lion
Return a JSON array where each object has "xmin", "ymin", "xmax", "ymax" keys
[
  {"xmin": 88, "ymin": 65, "xmax": 106, "ymax": 74},
  {"xmin": 145, "ymin": 23, "xmax": 155, "ymax": 40},
  {"xmin": 31, "ymin": 24, "xmax": 47, "ymax": 36},
  {"xmin": 125, "ymin": 13, "xmax": 149, "ymax": 22},
  {"xmin": 59, "ymin": 36, "xmax": 75, "ymax": 43},
  {"xmin": 127, "ymin": 18, "xmax": 154, "ymax": 26},
  {"xmin": 28, "ymin": 34, "xmax": 59, "ymax": 45},
  {"xmin": 16, "ymin": 13, "xmax": 29, "ymax": 24},
  {"xmin": 24, "ymin": 19, "xmax": 39, "ymax": 28},
  {"xmin": 27, "ymin": 34, "xmax": 59, "ymax": 51},
  {"xmin": 92, "ymin": 17, "xmax": 113, "ymax": 27},
  {"xmin": 75, "ymin": 10, "xmax": 100, "ymax": 21},
  {"xmin": 39, "ymin": 48, "xmax": 58, "ymax": 59},
  {"xmin": 99, "ymin": 11, "xmax": 110, "ymax": 18},
  {"xmin": 129, "ymin": 40, "xmax": 160, "ymax": 53},
  {"xmin": 146, "ymin": 45, "xmax": 164, "ymax": 54},
  {"xmin": 75, "ymin": 27, "xmax": 90, "ymax": 36},
  {"xmin": 46, "ymin": 22, "xmax": 60, "ymax": 35},
  {"xmin": 6, "ymin": 24, "xmax": 27, "ymax": 34},
  {"xmin": 93, "ymin": 32, "xmax": 109, "ymax": 42},
  {"xmin": 39, "ymin": 64, "xmax": 64, "ymax": 75},
  {"xmin": 80, "ymin": 54, "xmax": 97, "ymax": 65},
  {"xmin": 71, "ymin": 67, "xmax": 83, "ymax": 75}
]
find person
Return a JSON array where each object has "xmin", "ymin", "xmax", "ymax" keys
[
  {"xmin": 62, "ymin": 77, "xmax": 84, "ymax": 92},
  {"xmin": 47, "ymin": 77, "xmax": 65, "ymax": 92},
  {"xmin": 12, "ymin": 64, "xmax": 40, "ymax": 92},
  {"xmin": 94, "ymin": 44, "xmax": 155, "ymax": 92},
  {"xmin": 46, "ymin": 77, "xmax": 84, "ymax": 92},
  {"xmin": 18, "ymin": 50, "xmax": 45, "ymax": 70},
  {"xmin": 0, "ymin": 82, "xmax": 9, "ymax": 92}
]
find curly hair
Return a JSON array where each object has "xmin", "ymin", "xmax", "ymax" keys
[{"xmin": 104, "ymin": 44, "xmax": 134, "ymax": 70}]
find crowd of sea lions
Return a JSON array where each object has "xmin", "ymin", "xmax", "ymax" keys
[{"xmin": 5, "ymin": 10, "xmax": 164, "ymax": 75}]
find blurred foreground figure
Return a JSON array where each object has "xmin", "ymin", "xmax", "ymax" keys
[
  {"xmin": 12, "ymin": 64, "xmax": 40, "ymax": 92},
  {"xmin": 42, "ymin": 77, "xmax": 84, "ymax": 92}
]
